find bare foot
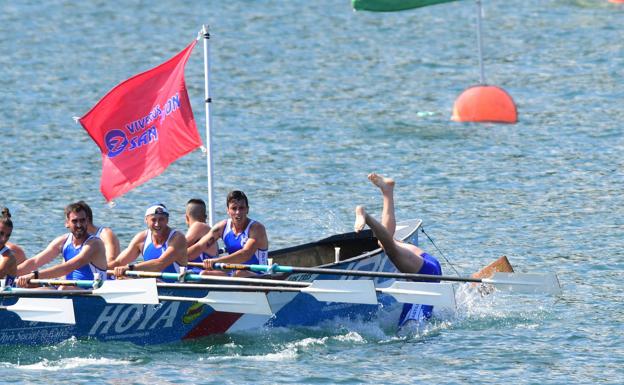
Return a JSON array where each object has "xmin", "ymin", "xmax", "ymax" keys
[
  {"xmin": 368, "ymin": 173, "xmax": 395, "ymax": 193},
  {"xmin": 354, "ymin": 205, "xmax": 367, "ymax": 232}
]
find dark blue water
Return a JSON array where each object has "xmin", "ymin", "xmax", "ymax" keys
[{"xmin": 1, "ymin": 0, "xmax": 623, "ymax": 383}]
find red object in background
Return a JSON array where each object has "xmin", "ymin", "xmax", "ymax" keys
[
  {"xmin": 451, "ymin": 85, "xmax": 518, "ymax": 124},
  {"xmin": 79, "ymin": 40, "xmax": 201, "ymax": 201}
]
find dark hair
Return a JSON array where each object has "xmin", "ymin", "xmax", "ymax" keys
[
  {"xmin": 76, "ymin": 200, "xmax": 93, "ymax": 223},
  {"xmin": 64, "ymin": 202, "xmax": 87, "ymax": 219},
  {"xmin": 186, "ymin": 198, "xmax": 207, "ymax": 221},
  {"xmin": 1, "ymin": 207, "xmax": 13, "ymax": 229},
  {"xmin": 226, "ymin": 190, "xmax": 248, "ymax": 208}
]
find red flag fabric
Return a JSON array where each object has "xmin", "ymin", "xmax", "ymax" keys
[{"xmin": 79, "ymin": 40, "xmax": 201, "ymax": 201}]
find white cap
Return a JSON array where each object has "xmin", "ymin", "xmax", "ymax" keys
[{"xmin": 145, "ymin": 204, "xmax": 169, "ymax": 217}]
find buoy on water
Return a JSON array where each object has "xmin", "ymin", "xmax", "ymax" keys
[
  {"xmin": 608, "ymin": 0, "xmax": 624, "ymax": 4},
  {"xmin": 451, "ymin": 85, "xmax": 518, "ymax": 124}
]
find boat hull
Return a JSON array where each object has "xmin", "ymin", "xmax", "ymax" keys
[{"xmin": 0, "ymin": 220, "xmax": 421, "ymax": 345}]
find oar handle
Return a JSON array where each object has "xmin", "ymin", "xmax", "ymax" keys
[
  {"xmin": 30, "ymin": 279, "xmax": 98, "ymax": 289},
  {"xmin": 214, "ymin": 263, "xmax": 485, "ymax": 284},
  {"xmin": 0, "ymin": 289, "xmax": 95, "ymax": 297}
]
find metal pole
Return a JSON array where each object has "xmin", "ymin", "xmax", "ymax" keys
[
  {"xmin": 202, "ymin": 24, "xmax": 215, "ymax": 226},
  {"xmin": 475, "ymin": 0, "xmax": 486, "ymax": 84}
]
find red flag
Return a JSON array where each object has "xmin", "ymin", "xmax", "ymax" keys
[{"xmin": 79, "ymin": 40, "xmax": 202, "ymax": 201}]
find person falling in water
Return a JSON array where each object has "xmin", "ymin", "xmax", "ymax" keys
[{"xmin": 354, "ymin": 173, "xmax": 443, "ymax": 327}]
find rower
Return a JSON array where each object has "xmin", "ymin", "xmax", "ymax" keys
[
  {"xmin": 16, "ymin": 202, "xmax": 107, "ymax": 287},
  {"xmin": 111, "ymin": 203, "xmax": 187, "ymax": 282},
  {"xmin": 77, "ymin": 200, "xmax": 121, "ymax": 266},
  {"xmin": 184, "ymin": 199, "xmax": 218, "ymax": 274},
  {"xmin": 0, "ymin": 208, "xmax": 17, "ymax": 287},
  {"xmin": 189, "ymin": 190, "xmax": 268, "ymax": 278}
]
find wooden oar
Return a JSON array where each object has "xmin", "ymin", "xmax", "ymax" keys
[
  {"xmin": 0, "ymin": 297, "xmax": 75, "ymax": 324},
  {"xmin": 22, "ymin": 279, "xmax": 160, "ymax": 304},
  {"xmin": 212, "ymin": 263, "xmax": 562, "ymax": 295}
]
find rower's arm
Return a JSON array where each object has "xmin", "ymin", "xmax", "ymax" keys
[
  {"xmin": 0, "ymin": 251, "xmax": 17, "ymax": 278},
  {"xmin": 16, "ymin": 235, "xmax": 65, "ymax": 275},
  {"xmin": 188, "ymin": 221, "xmax": 224, "ymax": 260},
  {"xmin": 7, "ymin": 243, "xmax": 26, "ymax": 265},
  {"xmin": 99, "ymin": 227, "xmax": 121, "ymax": 266},
  {"xmin": 135, "ymin": 232, "xmax": 187, "ymax": 271},
  {"xmin": 37, "ymin": 238, "xmax": 105, "ymax": 280},
  {"xmin": 109, "ymin": 232, "xmax": 143, "ymax": 268}
]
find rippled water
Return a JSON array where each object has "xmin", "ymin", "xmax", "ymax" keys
[{"xmin": 1, "ymin": 0, "xmax": 623, "ymax": 384}]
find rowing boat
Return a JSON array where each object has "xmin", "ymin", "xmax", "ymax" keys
[{"xmin": 0, "ymin": 219, "xmax": 426, "ymax": 345}]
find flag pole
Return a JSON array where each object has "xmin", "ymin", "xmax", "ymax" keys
[
  {"xmin": 202, "ymin": 24, "xmax": 215, "ymax": 226},
  {"xmin": 475, "ymin": 0, "xmax": 486, "ymax": 85}
]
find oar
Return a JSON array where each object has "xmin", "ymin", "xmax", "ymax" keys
[
  {"xmin": 159, "ymin": 292, "xmax": 273, "ymax": 315},
  {"xmin": 158, "ymin": 280, "xmax": 455, "ymax": 308},
  {"xmin": 0, "ymin": 298, "xmax": 75, "ymax": 324},
  {"xmin": 25, "ymin": 278, "xmax": 160, "ymax": 304},
  {"xmin": 120, "ymin": 270, "xmax": 456, "ymax": 307},
  {"xmin": 160, "ymin": 280, "xmax": 378, "ymax": 305},
  {"xmin": 212, "ymin": 263, "xmax": 562, "ymax": 295}
]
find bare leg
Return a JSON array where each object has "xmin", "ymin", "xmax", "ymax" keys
[
  {"xmin": 355, "ymin": 206, "xmax": 424, "ymax": 274},
  {"xmin": 368, "ymin": 173, "xmax": 396, "ymax": 236},
  {"xmin": 355, "ymin": 173, "xmax": 425, "ymax": 274}
]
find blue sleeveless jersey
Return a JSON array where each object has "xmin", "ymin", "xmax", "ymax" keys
[
  {"xmin": 221, "ymin": 219, "xmax": 268, "ymax": 265},
  {"xmin": 398, "ymin": 252, "xmax": 442, "ymax": 327},
  {"xmin": 0, "ymin": 246, "xmax": 15, "ymax": 287},
  {"xmin": 62, "ymin": 234, "xmax": 107, "ymax": 281},
  {"xmin": 142, "ymin": 229, "xmax": 181, "ymax": 278}
]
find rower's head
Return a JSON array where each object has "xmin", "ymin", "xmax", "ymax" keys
[
  {"xmin": 0, "ymin": 207, "xmax": 13, "ymax": 247},
  {"xmin": 145, "ymin": 203, "xmax": 170, "ymax": 233},
  {"xmin": 186, "ymin": 198, "xmax": 207, "ymax": 225},
  {"xmin": 77, "ymin": 200, "xmax": 94, "ymax": 225},
  {"xmin": 226, "ymin": 190, "xmax": 249, "ymax": 223},
  {"xmin": 64, "ymin": 202, "xmax": 88, "ymax": 239}
]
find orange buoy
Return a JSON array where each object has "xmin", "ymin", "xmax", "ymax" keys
[
  {"xmin": 451, "ymin": 85, "xmax": 518, "ymax": 124},
  {"xmin": 609, "ymin": 0, "xmax": 624, "ymax": 3}
]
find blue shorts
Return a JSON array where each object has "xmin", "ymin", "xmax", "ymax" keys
[{"xmin": 398, "ymin": 252, "xmax": 442, "ymax": 327}]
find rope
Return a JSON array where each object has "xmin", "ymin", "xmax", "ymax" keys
[{"xmin": 420, "ymin": 227, "xmax": 462, "ymax": 277}]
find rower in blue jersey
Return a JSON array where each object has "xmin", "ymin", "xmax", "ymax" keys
[
  {"xmin": 354, "ymin": 173, "xmax": 443, "ymax": 328},
  {"xmin": 189, "ymin": 190, "xmax": 269, "ymax": 278},
  {"xmin": 17, "ymin": 202, "xmax": 107, "ymax": 287},
  {"xmin": 0, "ymin": 208, "xmax": 17, "ymax": 288},
  {"xmin": 184, "ymin": 199, "xmax": 218, "ymax": 274},
  {"xmin": 111, "ymin": 203, "xmax": 187, "ymax": 282}
]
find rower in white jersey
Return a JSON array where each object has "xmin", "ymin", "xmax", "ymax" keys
[
  {"xmin": 77, "ymin": 200, "xmax": 121, "ymax": 266},
  {"xmin": 111, "ymin": 203, "xmax": 187, "ymax": 282},
  {"xmin": 0, "ymin": 208, "xmax": 17, "ymax": 287},
  {"xmin": 189, "ymin": 190, "xmax": 268, "ymax": 278},
  {"xmin": 17, "ymin": 202, "xmax": 107, "ymax": 287}
]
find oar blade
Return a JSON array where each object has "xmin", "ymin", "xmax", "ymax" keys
[
  {"xmin": 6, "ymin": 298, "xmax": 76, "ymax": 325},
  {"xmin": 486, "ymin": 272, "xmax": 561, "ymax": 295},
  {"xmin": 94, "ymin": 279, "xmax": 159, "ymax": 304},
  {"xmin": 380, "ymin": 281, "xmax": 456, "ymax": 309},
  {"xmin": 200, "ymin": 291, "xmax": 273, "ymax": 315},
  {"xmin": 302, "ymin": 280, "xmax": 378, "ymax": 305}
]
